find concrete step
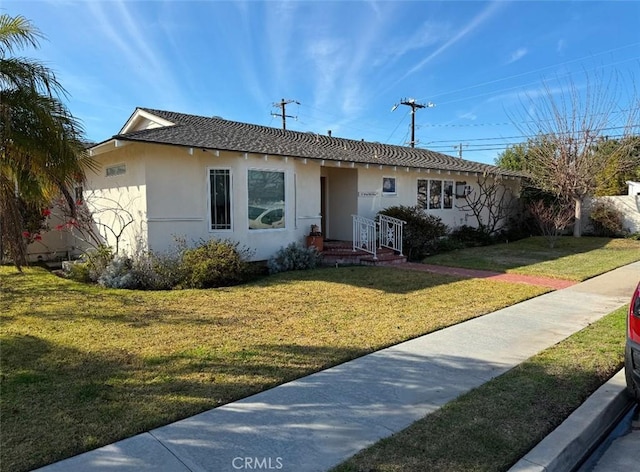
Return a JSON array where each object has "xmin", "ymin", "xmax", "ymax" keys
[{"xmin": 320, "ymin": 243, "xmax": 405, "ymax": 266}]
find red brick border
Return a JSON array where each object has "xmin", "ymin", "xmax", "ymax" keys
[{"xmin": 399, "ymin": 263, "xmax": 577, "ymax": 290}]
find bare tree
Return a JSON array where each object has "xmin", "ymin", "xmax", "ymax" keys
[
  {"xmin": 528, "ymin": 198, "xmax": 575, "ymax": 248},
  {"xmin": 511, "ymin": 72, "xmax": 639, "ymax": 236},
  {"xmin": 456, "ymin": 171, "xmax": 514, "ymax": 236},
  {"xmin": 54, "ymin": 190, "xmax": 138, "ymax": 255}
]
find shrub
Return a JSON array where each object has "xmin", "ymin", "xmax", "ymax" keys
[
  {"xmin": 181, "ymin": 239, "xmax": 254, "ymax": 289},
  {"xmin": 65, "ymin": 260, "xmax": 92, "ymax": 283},
  {"xmin": 378, "ymin": 206, "xmax": 448, "ymax": 261},
  {"xmin": 65, "ymin": 245, "xmax": 113, "ymax": 283},
  {"xmin": 448, "ymin": 225, "xmax": 493, "ymax": 247},
  {"xmin": 86, "ymin": 245, "xmax": 115, "ymax": 281},
  {"xmin": 268, "ymin": 243, "xmax": 322, "ymax": 274},
  {"xmin": 589, "ymin": 201, "xmax": 625, "ymax": 237},
  {"xmin": 98, "ymin": 255, "xmax": 137, "ymax": 289}
]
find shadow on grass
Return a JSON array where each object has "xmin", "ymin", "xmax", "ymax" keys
[
  {"xmin": 0, "ymin": 334, "xmax": 366, "ymax": 472},
  {"xmin": 2, "ymin": 322, "xmax": 623, "ymax": 472},
  {"xmin": 262, "ymin": 264, "xmax": 465, "ymax": 294}
]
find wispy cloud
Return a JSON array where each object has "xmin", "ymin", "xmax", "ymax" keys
[
  {"xmin": 373, "ymin": 20, "xmax": 452, "ymax": 67},
  {"xmin": 86, "ymin": 1, "xmax": 185, "ymax": 109},
  {"xmin": 399, "ymin": 1, "xmax": 505, "ymax": 81},
  {"xmin": 557, "ymin": 39, "xmax": 567, "ymax": 54},
  {"xmin": 507, "ymin": 47, "xmax": 528, "ymax": 64}
]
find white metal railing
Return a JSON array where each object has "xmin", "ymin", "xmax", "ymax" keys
[
  {"xmin": 352, "ymin": 215, "xmax": 377, "ymax": 259},
  {"xmin": 352, "ymin": 214, "xmax": 405, "ymax": 259},
  {"xmin": 378, "ymin": 214, "xmax": 405, "ymax": 255}
]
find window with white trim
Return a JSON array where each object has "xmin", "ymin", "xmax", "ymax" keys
[
  {"xmin": 417, "ymin": 179, "xmax": 454, "ymax": 210},
  {"xmin": 248, "ymin": 170, "xmax": 285, "ymax": 230},
  {"xmin": 209, "ymin": 169, "xmax": 231, "ymax": 230}
]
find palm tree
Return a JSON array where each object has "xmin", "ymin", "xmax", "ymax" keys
[{"xmin": 0, "ymin": 14, "xmax": 93, "ymax": 270}]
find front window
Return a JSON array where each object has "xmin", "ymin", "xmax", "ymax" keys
[
  {"xmin": 443, "ymin": 180, "xmax": 453, "ymax": 209},
  {"xmin": 248, "ymin": 170, "xmax": 285, "ymax": 230},
  {"xmin": 209, "ymin": 169, "xmax": 231, "ymax": 230},
  {"xmin": 417, "ymin": 179, "xmax": 428, "ymax": 209},
  {"xmin": 417, "ymin": 179, "xmax": 454, "ymax": 210},
  {"xmin": 429, "ymin": 180, "xmax": 442, "ymax": 209}
]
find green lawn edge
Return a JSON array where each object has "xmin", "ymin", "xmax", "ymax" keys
[
  {"xmin": 423, "ymin": 236, "xmax": 640, "ymax": 281},
  {"xmin": 333, "ymin": 305, "xmax": 629, "ymax": 472}
]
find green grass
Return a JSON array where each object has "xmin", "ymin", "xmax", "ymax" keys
[
  {"xmin": 333, "ymin": 305, "xmax": 629, "ymax": 472},
  {"xmin": 424, "ymin": 236, "xmax": 640, "ymax": 281},
  {"xmin": 0, "ymin": 266, "xmax": 546, "ymax": 472}
]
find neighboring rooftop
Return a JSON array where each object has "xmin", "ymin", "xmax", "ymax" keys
[{"xmin": 108, "ymin": 107, "xmax": 522, "ymax": 177}]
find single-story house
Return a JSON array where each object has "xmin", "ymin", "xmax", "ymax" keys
[{"xmin": 41, "ymin": 107, "xmax": 522, "ymax": 261}]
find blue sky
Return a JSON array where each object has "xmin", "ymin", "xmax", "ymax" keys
[{"xmin": 3, "ymin": 0, "xmax": 640, "ymax": 164}]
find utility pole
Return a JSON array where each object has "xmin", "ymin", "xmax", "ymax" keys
[
  {"xmin": 392, "ymin": 98, "xmax": 435, "ymax": 148},
  {"xmin": 272, "ymin": 98, "xmax": 299, "ymax": 130},
  {"xmin": 453, "ymin": 143, "xmax": 468, "ymax": 158}
]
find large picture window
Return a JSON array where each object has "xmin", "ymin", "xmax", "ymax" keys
[
  {"xmin": 248, "ymin": 170, "xmax": 285, "ymax": 230},
  {"xmin": 209, "ymin": 169, "xmax": 231, "ymax": 230}
]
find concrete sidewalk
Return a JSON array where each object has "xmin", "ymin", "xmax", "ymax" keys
[{"xmin": 35, "ymin": 262, "xmax": 640, "ymax": 472}]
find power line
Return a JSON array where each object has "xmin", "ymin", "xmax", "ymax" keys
[{"xmin": 423, "ymin": 125, "xmax": 638, "ymax": 145}]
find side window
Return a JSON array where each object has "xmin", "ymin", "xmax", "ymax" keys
[
  {"xmin": 209, "ymin": 169, "xmax": 231, "ymax": 230},
  {"xmin": 106, "ymin": 164, "xmax": 126, "ymax": 177}
]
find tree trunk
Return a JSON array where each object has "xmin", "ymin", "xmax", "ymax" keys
[{"xmin": 573, "ymin": 197, "xmax": 582, "ymax": 237}]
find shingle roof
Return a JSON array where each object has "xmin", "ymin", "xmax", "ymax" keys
[{"xmin": 112, "ymin": 108, "xmax": 522, "ymax": 177}]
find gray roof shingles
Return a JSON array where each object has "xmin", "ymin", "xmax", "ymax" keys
[{"xmin": 112, "ymin": 108, "xmax": 522, "ymax": 177}]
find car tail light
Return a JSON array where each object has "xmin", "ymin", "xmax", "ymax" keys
[{"xmin": 630, "ymin": 283, "xmax": 640, "ymax": 344}]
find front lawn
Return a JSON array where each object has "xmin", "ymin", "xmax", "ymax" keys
[
  {"xmin": 0, "ymin": 266, "xmax": 546, "ymax": 472},
  {"xmin": 424, "ymin": 236, "xmax": 640, "ymax": 281}
]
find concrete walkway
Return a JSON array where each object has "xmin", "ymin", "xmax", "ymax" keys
[{"xmin": 35, "ymin": 262, "xmax": 640, "ymax": 472}]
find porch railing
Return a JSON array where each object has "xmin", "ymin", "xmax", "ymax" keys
[
  {"xmin": 352, "ymin": 214, "xmax": 405, "ymax": 260},
  {"xmin": 352, "ymin": 215, "xmax": 378, "ymax": 259},
  {"xmin": 378, "ymin": 214, "xmax": 404, "ymax": 255}
]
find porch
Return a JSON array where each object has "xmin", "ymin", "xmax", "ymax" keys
[
  {"xmin": 320, "ymin": 241, "xmax": 407, "ymax": 266},
  {"xmin": 316, "ymin": 214, "xmax": 407, "ymax": 266}
]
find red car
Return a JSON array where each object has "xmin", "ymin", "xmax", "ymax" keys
[{"xmin": 626, "ymin": 281, "xmax": 640, "ymax": 402}]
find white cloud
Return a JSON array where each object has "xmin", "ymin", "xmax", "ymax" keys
[
  {"xmin": 507, "ymin": 47, "xmax": 528, "ymax": 64},
  {"xmin": 557, "ymin": 39, "xmax": 567, "ymax": 54}
]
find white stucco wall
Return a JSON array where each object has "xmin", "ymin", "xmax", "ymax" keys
[
  {"xmin": 84, "ymin": 144, "xmax": 148, "ymax": 255},
  {"xmin": 139, "ymin": 146, "xmax": 321, "ymax": 261},
  {"xmin": 25, "ymin": 210, "xmax": 80, "ymax": 262},
  {"xmin": 583, "ymin": 195, "xmax": 640, "ymax": 233},
  {"xmin": 354, "ymin": 168, "xmax": 519, "ymax": 231}
]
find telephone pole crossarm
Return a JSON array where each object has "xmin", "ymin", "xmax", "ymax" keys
[
  {"xmin": 393, "ymin": 98, "xmax": 435, "ymax": 148},
  {"xmin": 272, "ymin": 98, "xmax": 300, "ymax": 130}
]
